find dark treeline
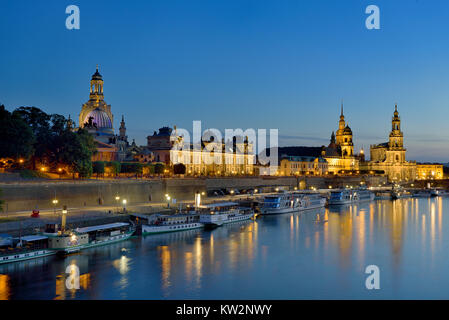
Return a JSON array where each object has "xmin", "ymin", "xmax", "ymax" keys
[{"xmin": 0, "ymin": 105, "xmax": 96, "ymax": 178}]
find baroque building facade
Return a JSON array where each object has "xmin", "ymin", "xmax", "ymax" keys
[
  {"xmin": 77, "ymin": 66, "xmax": 133, "ymax": 162},
  {"xmin": 361, "ymin": 104, "xmax": 416, "ymax": 182},
  {"xmin": 323, "ymin": 105, "xmax": 360, "ymax": 173},
  {"xmin": 147, "ymin": 127, "xmax": 255, "ymax": 175}
]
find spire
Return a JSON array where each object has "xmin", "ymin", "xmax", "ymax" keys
[
  {"xmin": 119, "ymin": 115, "xmax": 127, "ymax": 139},
  {"xmin": 67, "ymin": 114, "xmax": 73, "ymax": 130},
  {"xmin": 330, "ymin": 131, "xmax": 336, "ymax": 144},
  {"xmin": 96, "ymin": 64, "xmax": 99, "ymax": 72},
  {"xmin": 339, "ymin": 101, "xmax": 345, "ymax": 122},
  {"xmin": 393, "ymin": 103, "xmax": 399, "ymax": 118}
]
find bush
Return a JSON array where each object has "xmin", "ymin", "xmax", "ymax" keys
[
  {"xmin": 18, "ymin": 169, "xmax": 49, "ymax": 179},
  {"xmin": 143, "ymin": 164, "xmax": 155, "ymax": 176},
  {"xmin": 106, "ymin": 161, "xmax": 121, "ymax": 176},
  {"xmin": 173, "ymin": 163, "xmax": 186, "ymax": 175},
  {"xmin": 154, "ymin": 163, "xmax": 165, "ymax": 175},
  {"xmin": 121, "ymin": 163, "xmax": 143, "ymax": 175},
  {"xmin": 0, "ymin": 189, "xmax": 4, "ymax": 212},
  {"xmin": 93, "ymin": 161, "xmax": 105, "ymax": 177}
]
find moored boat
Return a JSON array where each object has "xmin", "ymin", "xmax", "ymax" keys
[
  {"xmin": 392, "ymin": 190, "xmax": 412, "ymax": 199},
  {"xmin": 413, "ymin": 190, "xmax": 432, "ymax": 198},
  {"xmin": 260, "ymin": 192, "xmax": 302, "ymax": 215},
  {"xmin": 142, "ymin": 214, "xmax": 203, "ymax": 235},
  {"xmin": 48, "ymin": 222, "xmax": 135, "ymax": 255},
  {"xmin": 329, "ymin": 188, "xmax": 374, "ymax": 205},
  {"xmin": 0, "ymin": 235, "xmax": 55, "ymax": 265},
  {"xmin": 293, "ymin": 192, "xmax": 327, "ymax": 211},
  {"xmin": 374, "ymin": 191, "xmax": 392, "ymax": 200},
  {"xmin": 197, "ymin": 202, "xmax": 254, "ymax": 227}
]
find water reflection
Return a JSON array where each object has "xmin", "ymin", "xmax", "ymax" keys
[{"xmin": 1, "ymin": 198, "xmax": 449, "ymax": 299}]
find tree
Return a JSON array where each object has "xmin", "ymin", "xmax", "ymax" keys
[
  {"xmin": 13, "ymin": 107, "xmax": 51, "ymax": 169},
  {"xmin": 121, "ymin": 163, "xmax": 143, "ymax": 177},
  {"xmin": 143, "ymin": 164, "xmax": 155, "ymax": 176},
  {"xmin": 0, "ymin": 105, "xmax": 34, "ymax": 160},
  {"xmin": 0, "ymin": 189, "xmax": 4, "ymax": 212},
  {"xmin": 106, "ymin": 161, "xmax": 121, "ymax": 176},
  {"xmin": 154, "ymin": 163, "xmax": 165, "ymax": 175},
  {"xmin": 173, "ymin": 163, "xmax": 186, "ymax": 175},
  {"xmin": 93, "ymin": 161, "xmax": 105, "ymax": 178},
  {"xmin": 55, "ymin": 128, "xmax": 96, "ymax": 178}
]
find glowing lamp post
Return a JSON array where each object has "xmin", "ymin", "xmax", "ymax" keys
[
  {"xmin": 166, "ymin": 195, "xmax": 171, "ymax": 208},
  {"xmin": 122, "ymin": 199, "xmax": 127, "ymax": 213},
  {"xmin": 52, "ymin": 199, "xmax": 59, "ymax": 215},
  {"xmin": 115, "ymin": 196, "xmax": 120, "ymax": 212}
]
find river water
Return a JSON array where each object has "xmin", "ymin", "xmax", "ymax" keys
[{"xmin": 1, "ymin": 197, "xmax": 449, "ymax": 300}]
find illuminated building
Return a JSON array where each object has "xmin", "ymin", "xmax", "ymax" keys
[
  {"xmin": 148, "ymin": 127, "xmax": 255, "ymax": 176},
  {"xmin": 322, "ymin": 105, "xmax": 360, "ymax": 173},
  {"xmin": 279, "ymin": 156, "xmax": 328, "ymax": 176},
  {"xmin": 416, "ymin": 163, "xmax": 444, "ymax": 180},
  {"xmin": 362, "ymin": 104, "xmax": 416, "ymax": 182},
  {"xmin": 77, "ymin": 66, "xmax": 135, "ymax": 162}
]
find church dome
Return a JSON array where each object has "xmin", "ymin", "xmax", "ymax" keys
[
  {"xmin": 92, "ymin": 68, "xmax": 103, "ymax": 81},
  {"xmin": 85, "ymin": 108, "xmax": 112, "ymax": 129},
  {"xmin": 343, "ymin": 125, "xmax": 352, "ymax": 134}
]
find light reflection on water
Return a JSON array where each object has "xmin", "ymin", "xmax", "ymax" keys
[{"xmin": 1, "ymin": 197, "xmax": 449, "ymax": 299}]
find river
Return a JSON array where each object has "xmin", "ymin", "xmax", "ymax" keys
[{"xmin": 0, "ymin": 197, "xmax": 448, "ymax": 299}]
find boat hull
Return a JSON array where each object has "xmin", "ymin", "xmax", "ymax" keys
[
  {"xmin": 54, "ymin": 231, "xmax": 134, "ymax": 255},
  {"xmin": 142, "ymin": 223, "xmax": 203, "ymax": 235},
  {"xmin": 0, "ymin": 249, "xmax": 55, "ymax": 265},
  {"xmin": 260, "ymin": 206, "xmax": 301, "ymax": 215}
]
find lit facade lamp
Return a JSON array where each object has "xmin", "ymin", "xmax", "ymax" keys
[
  {"xmin": 52, "ymin": 199, "xmax": 59, "ymax": 215},
  {"xmin": 166, "ymin": 195, "xmax": 171, "ymax": 208},
  {"xmin": 115, "ymin": 196, "xmax": 120, "ymax": 212},
  {"xmin": 122, "ymin": 199, "xmax": 127, "ymax": 213}
]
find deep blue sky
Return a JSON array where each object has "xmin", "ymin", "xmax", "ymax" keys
[{"xmin": 1, "ymin": 0, "xmax": 449, "ymax": 162}]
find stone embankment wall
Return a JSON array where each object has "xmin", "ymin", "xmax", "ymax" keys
[{"xmin": 0, "ymin": 175, "xmax": 388, "ymax": 212}]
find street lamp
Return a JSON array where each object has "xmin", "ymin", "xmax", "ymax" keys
[
  {"xmin": 52, "ymin": 199, "xmax": 59, "ymax": 215},
  {"xmin": 166, "ymin": 195, "xmax": 171, "ymax": 208},
  {"xmin": 122, "ymin": 199, "xmax": 127, "ymax": 213},
  {"xmin": 115, "ymin": 196, "xmax": 120, "ymax": 213}
]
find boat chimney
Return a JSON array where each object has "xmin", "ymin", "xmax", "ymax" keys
[
  {"xmin": 195, "ymin": 191, "xmax": 201, "ymax": 210},
  {"xmin": 61, "ymin": 205, "xmax": 68, "ymax": 233}
]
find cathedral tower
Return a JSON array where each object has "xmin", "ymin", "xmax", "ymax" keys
[
  {"xmin": 389, "ymin": 103, "xmax": 404, "ymax": 149},
  {"xmin": 335, "ymin": 103, "xmax": 354, "ymax": 157},
  {"xmin": 90, "ymin": 65, "xmax": 104, "ymax": 101},
  {"xmin": 119, "ymin": 115, "xmax": 127, "ymax": 141}
]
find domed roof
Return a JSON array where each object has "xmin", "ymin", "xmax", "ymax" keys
[
  {"xmin": 85, "ymin": 108, "xmax": 112, "ymax": 129},
  {"xmin": 92, "ymin": 66, "xmax": 103, "ymax": 81},
  {"xmin": 343, "ymin": 125, "xmax": 352, "ymax": 134}
]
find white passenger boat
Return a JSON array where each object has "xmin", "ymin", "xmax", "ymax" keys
[
  {"xmin": 430, "ymin": 188, "xmax": 449, "ymax": 197},
  {"xmin": 392, "ymin": 190, "xmax": 412, "ymax": 199},
  {"xmin": 0, "ymin": 235, "xmax": 55, "ymax": 265},
  {"xmin": 260, "ymin": 192, "xmax": 326, "ymax": 215},
  {"xmin": 142, "ymin": 214, "xmax": 203, "ymax": 235},
  {"xmin": 47, "ymin": 222, "xmax": 135, "ymax": 254},
  {"xmin": 329, "ymin": 188, "xmax": 374, "ymax": 205},
  {"xmin": 294, "ymin": 192, "xmax": 327, "ymax": 211},
  {"xmin": 260, "ymin": 192, "xmax": 302, "ymax": 215},
  {"xmin": 413, "ymin": 190, "xmax": 432, "ymax": 198},
  {"xmin": 374, "ymin": 191, "xmax": 392, "ymax": 200},
  {"xmin": 197, "ymin": 202, "xmax": 254, "ymax": 227}
]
